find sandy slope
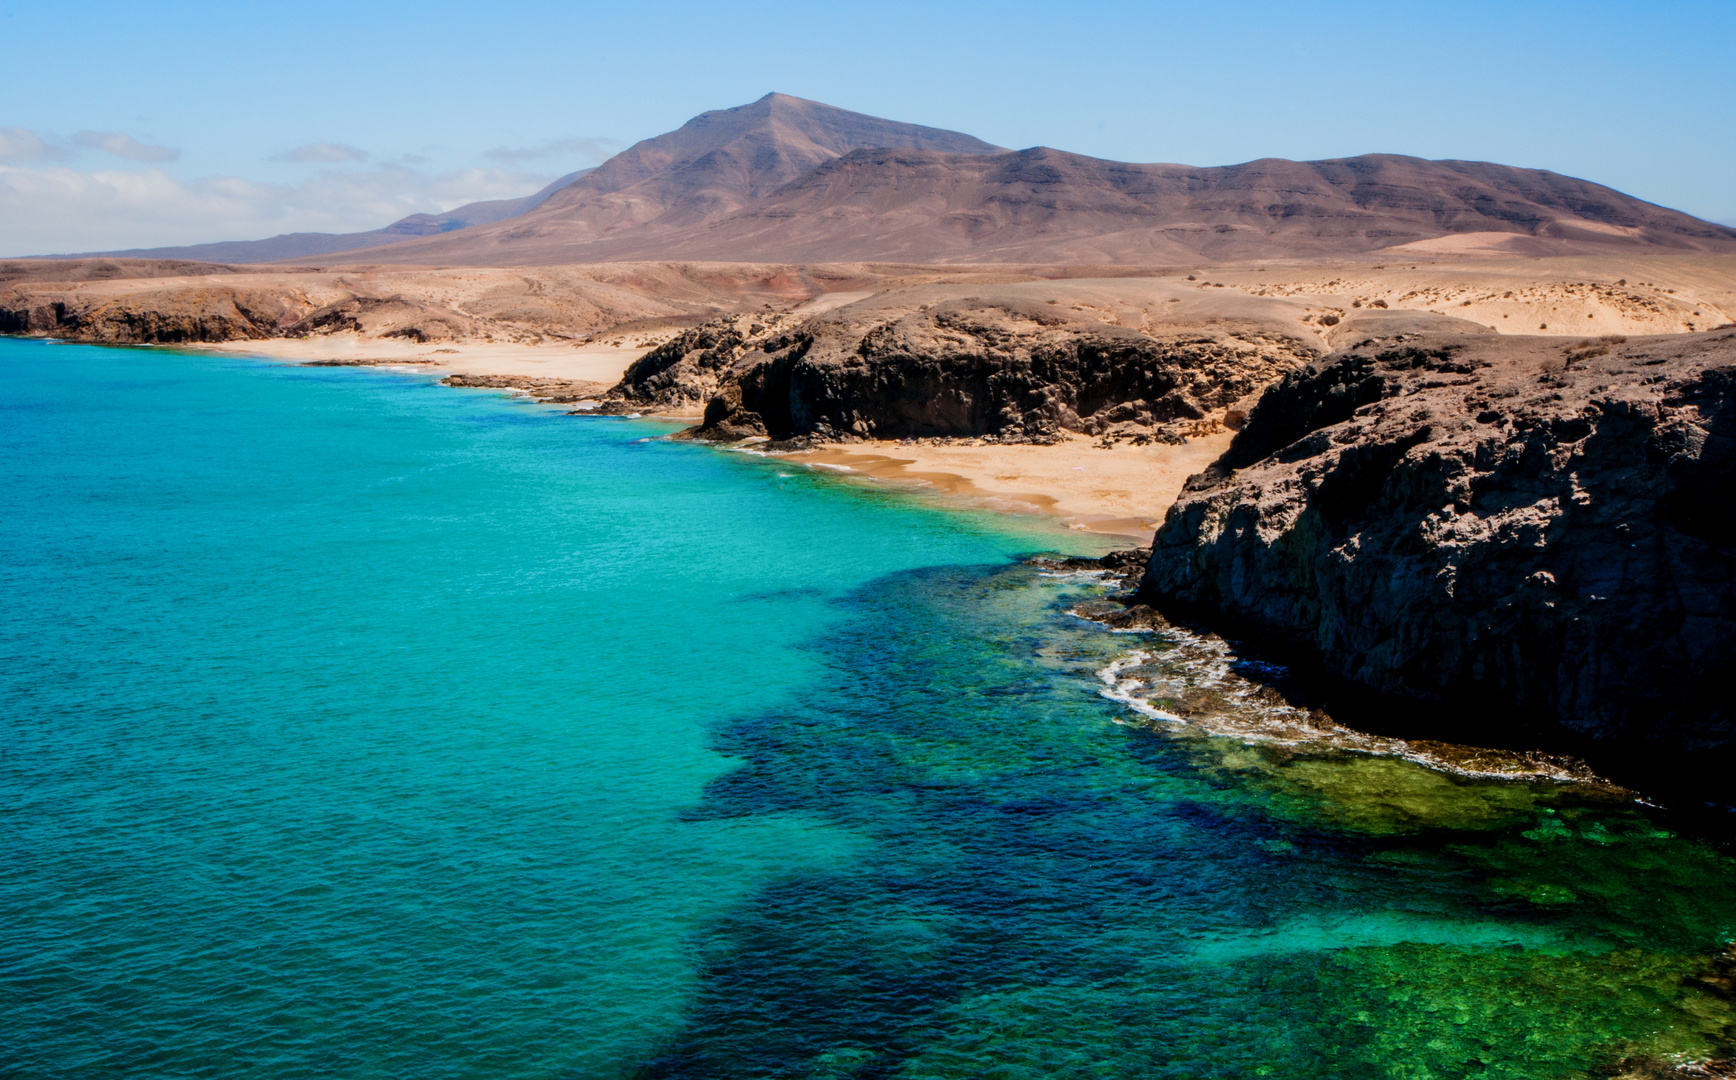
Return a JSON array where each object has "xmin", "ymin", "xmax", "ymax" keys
[
  {"xmin": 1198, "ymin": 254, "xmax": 1736, "ymax": 339},
  {"xmin": 781, "ymin": 432, "xmax": 1235, "ymax": 540}
]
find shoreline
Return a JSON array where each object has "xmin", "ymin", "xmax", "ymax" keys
[
  {"xmin": 191, "ymin": 334, "xmax": 669, "ymax": 385},
  {"xmin": 201, "ymin": 333, "xmax": 1235, "ymax": 543},
  {"xmin": 21, "ymin": 331, "xmax": 1720, "ymax": 807},
  {"xmin": 769, "ymin": 432, "xmax": 1234, "ymax": 541}
]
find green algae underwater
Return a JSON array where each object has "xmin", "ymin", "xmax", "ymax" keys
[
  {"xmin": 1, "ymin": 339, "xmax": 1733, "ymax": 1079},
  {"xmin": 640, "ymin": 561, "xmax": 1736, "ymax": 1080}
]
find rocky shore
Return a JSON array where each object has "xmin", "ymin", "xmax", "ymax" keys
[
  {"xmin": 1133, "ymin": 329, "xmax": 1736, "ymax": 802},
  {"xmin": 10, "ymin": 258, "xmax": 1735, "ymax": 805},
  {"xmin": 603, "ymin": 301, "xmax": 1315, "ymax": 443}
]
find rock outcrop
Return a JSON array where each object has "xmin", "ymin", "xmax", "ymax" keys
[
  {"xmin": 606, "ymin": 301, "xmax": 1316, "ymax": 442},
  {"xmin": 0, "ymin": 285, "xmax": 311, "ymax": 343},
  {"xmin": 1137, "ymin": 330, "xmax": 1736, "ymax": 799},
  {"xmin": 0, "ymin": 282, "xmax": 491, "ymax": 345},
  {"xmin": 290, "ymin": 295, "xmax": 481, "ymax": 342}
]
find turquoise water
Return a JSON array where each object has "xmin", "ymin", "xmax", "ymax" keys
[{"xmin": 2, "ymin": 338, "xmax": 1734, "ymax": 1079}]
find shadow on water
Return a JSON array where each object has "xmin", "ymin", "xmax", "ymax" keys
[{"xmin": 629, "ymin": 562, "xmax": 1736, "ymax": 1080}]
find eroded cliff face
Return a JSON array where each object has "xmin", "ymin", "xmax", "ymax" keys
[
  {"xmin": 607, "ymin": 300, "xmax": 1317, "ymax": 441},
  {"xmin": 0, "ymin": 287, "xmax": 309, "ymax": 343},
  {"xmin": 0, "ymin": 259, "xmax": 881, "ymax": 348},
  {"xmin": 1138, "ymin": 330, "xmax": 1736, "ymax": 796},
  {"xmin": 0, "ymin": 286, "xmax": 491, "ymax": 345}
]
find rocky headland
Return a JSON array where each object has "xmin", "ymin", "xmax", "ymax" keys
[
  {"xmin": 1134, "ymin": 328, "xmax": 1736, "ymax": 802},
  {"xmin": 604, "ymin": 298, "xmax": 1317, "ymax": 442}
]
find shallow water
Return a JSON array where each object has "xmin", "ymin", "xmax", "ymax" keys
[{"xmin": 2, "ymin": 339, "xmax": 1733, "ymax": 1079}]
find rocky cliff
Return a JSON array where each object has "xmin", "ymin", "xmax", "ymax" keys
[
  {"xmin": 607, "ymin": 300, "xmax": 1316, "ymax": 441},
  {"xmin": 0, "ymin": 285, "xmax": 304, "ymax": 343},
  {"xmin": 1137, "ymin": 329, "xmax": 1736, "ymax": 800},
  {"xmin": 0, "ymin": 259, "xmax": 861, "ymax": 347}
]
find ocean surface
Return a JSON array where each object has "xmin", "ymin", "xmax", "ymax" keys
[{"xmin": 2, "ymin": 337, "xmax": 1733, "ymax": 1080}]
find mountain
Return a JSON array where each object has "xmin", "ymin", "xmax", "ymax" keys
[
  {"xmin": 313, "ymin": 95, "xmax": 1736, "ymax": 266},
  {"xmin": 602, "ymin": 148, "xmax": 1736, "ymax": 263},
  {"xmin": 55, "ymin": 170, "xmax": 592, "ymax": 263},
  {"xmin": 38, "ymin": 94, "xmax": 1736, "ymax": 268},
  {"xmin": 324, "ymin": 92, "xmax": 1008, "ymax": 264}
]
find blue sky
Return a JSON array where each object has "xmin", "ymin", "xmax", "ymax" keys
[{"xmin": 2, "ymin": 0, "xmax": 1731, "ymax": 254}]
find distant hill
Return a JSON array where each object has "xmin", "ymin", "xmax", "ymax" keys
[
  {"xmin": 50, "ymin": 170, "xmax": 591, "ymax": 264},
  {"xmin": 348, "ymin": 92, "xmax": 1007, "ymax": 265},
  {"xmin": 312, "ymin": 95, "xmax": 1736, "ymax": 266},
  {"xmin": 37, "ymin": 93, "xmax": 1736, "ymax": 267},
  {"xmin": 580, "ymin": 147, "xmax": 1736, "ymax": 263}
]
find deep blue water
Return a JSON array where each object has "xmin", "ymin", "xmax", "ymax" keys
[{"xmin": 3, "ymin": 338, "xmax": 1734, "ymax": 1079}]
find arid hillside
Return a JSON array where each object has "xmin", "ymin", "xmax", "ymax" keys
[
  {"xmin": 0, "ymin": 260, "xmax": 1067, "ymax": 344},
  {"xmin": 5, "ymin": 254, "xmax": 1729, "ymax": 348},
  {"xmin": 380, "ymin": 147, "xmax": 1734, "ymax": 267},
  {"xmin": 285, "ymin": 95, "xmax": 1736, "ymax": 267},
  {"xmin": 20, "ymin": 94, "xmax": 1732, "ymax": 270}
]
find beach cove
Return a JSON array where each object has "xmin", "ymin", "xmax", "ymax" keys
[
  {"xmin": 198, "ymin": 332, "xmax": 1236, "ymax": 539},
  {"xmin": 3, "ymin": 337, "xmax": 1735, "ymax": 1078}
]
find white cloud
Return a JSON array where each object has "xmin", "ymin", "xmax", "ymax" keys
[
  {"xmin": 71, "ymin": 131, "xmax": 180, "ymax": 162},
  {"xmin": 0, "ymin": 163, "xmax": 562, "ymax": 255},
  {"xmin": 275, "ymin": 142, "xmax": 370, "ymax": 163},
  {"xmin": 484, "ymin": 136, "xmax": 621, "ymax": 164},
  {"xmin": 0, "ymin": 127, "xmax": 68, "ymax": 163}
]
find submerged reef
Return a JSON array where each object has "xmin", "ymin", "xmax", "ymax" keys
[{"xmin": 637, "ymin": 559, "xmax": 1736, "ymax": 1079}]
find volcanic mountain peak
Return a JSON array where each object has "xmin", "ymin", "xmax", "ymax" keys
[
  {"xmin": 526, "ymin": 92, "xmax": 1004, "ymax": 229},
  {"xmin": 336, "ymin": 92, "xmax": 1734, "ymax": 267},
  {"xmin": 121, "ymin": 94, "xmax": 1727, "ymax": 269}
]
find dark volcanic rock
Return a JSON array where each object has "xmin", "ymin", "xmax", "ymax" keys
[
  {"xmin": 607, "ymin": 302, "xmax": 1315, "ymax": 441},
  {"xmin": 1031, "ymin": 547, "xmax": 1152, "ymax": 590},
  {"xmin": 1137, "ymin": 330, "xmax": 1736, "ymax": 800}
]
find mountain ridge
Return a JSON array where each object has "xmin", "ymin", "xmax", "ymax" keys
[
  {"xmin": 317, "ymin": 97, "xmax": 1736, "ymax": 266},
  {"xmin": 25, "ymin": 93, "xmax": 1736, "ymax": 267}
]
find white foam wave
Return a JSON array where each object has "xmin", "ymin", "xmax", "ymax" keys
[{"xmin": 1090, "ymin": 626, "xmax": 1606, "ymax": 786}]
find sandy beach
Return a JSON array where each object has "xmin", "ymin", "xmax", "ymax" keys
[
  {"xmin": 204, "ymin": 331, "xmax": 1226, "ymax": 540},
  {"xmin": 778, "ymin": 432, "xmax": 1234, "ymax": 540},
  {"xmin": 185, "ymin": 248, "xmax": 1736, "ymax": 544},
  {"xmin": 198, "ymin": 333, "xmax": 675, "ymax": 384}
]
